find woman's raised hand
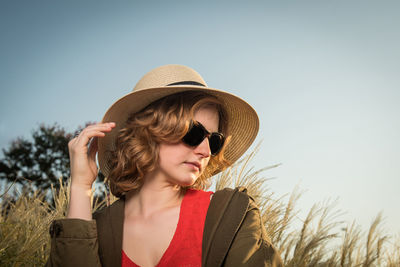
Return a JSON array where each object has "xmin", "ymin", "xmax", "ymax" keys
[{"xmin": 68, "ymin": 122, "xmax": 116, "ymax": 189}]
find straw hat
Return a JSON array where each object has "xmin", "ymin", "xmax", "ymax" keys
[{"xmin": 98, "ymin": 64, "xmax": 259, "ymax": 178}]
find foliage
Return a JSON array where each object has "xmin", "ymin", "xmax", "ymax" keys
[
  {"xmin": 0, "ymin": 179, "xmax": 106, "ymax": 266},
  {"xmin": 0, "ymin": 123, "xmax": 73, "ymax": 192},
  {"xmin": 0, "ymin": 123, "xmax": 105, "ymax": 198}
]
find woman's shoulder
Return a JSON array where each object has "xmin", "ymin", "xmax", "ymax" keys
[
  {"xmin": 208, "ymin": 186, "xmax": 261, "ymax": 228},
  {"xmin": 207, "ymin": 186, "xmax": 254, "ymax": 221},
  {"xmin": 92, "ymin": 197, "xmax": 125, "ymax": 220},
  {"xmin": 212, "ymin": 186, "xmax": 254, "ymax": 205},
  {"xmin": 214, "ymin": 186, "xmax": 251, "ymax": 195}
]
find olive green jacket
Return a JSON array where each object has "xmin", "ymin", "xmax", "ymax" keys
[{"xmin": 46, "ymin": 187, "xmax": 283, "ymax": 267}]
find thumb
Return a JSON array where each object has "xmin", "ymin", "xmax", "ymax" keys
[{"xmin": 88, "ymin": 137, "xmax": 98, "ymax": 160}]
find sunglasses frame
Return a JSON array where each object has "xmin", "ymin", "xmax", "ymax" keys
[{"xmin": 182, "ymin": 121, "xmax": 225, "ymax": 156}]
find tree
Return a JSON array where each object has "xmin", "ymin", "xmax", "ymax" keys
[{"xmin": 0, "ymin": 123, "xmax": 104, "ymax": 194}]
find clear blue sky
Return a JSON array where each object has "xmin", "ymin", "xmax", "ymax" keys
[{"xmin": 1, "ymin": 1, "xmax": 400, "ymax": 235}]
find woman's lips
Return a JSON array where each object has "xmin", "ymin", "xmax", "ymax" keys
[{"xmin": 185, "ymin": 161, "xmax": 201, "ymax": 171}]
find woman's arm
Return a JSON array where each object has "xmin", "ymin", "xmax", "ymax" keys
[
  {"xmin": 45, "ymin": 219, "xmax": 101, "ymax": 267},
  {"xmin": 46, "ymin": 122, "xmax": 115, "ymax": 266}
]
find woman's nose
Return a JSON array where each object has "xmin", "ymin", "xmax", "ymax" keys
[{"xmin": 194, "ymin": 137, "xmax": 211, "ymax": 158}]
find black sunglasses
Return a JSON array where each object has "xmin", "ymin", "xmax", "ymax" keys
[{"xmin": 182, "ymin": 121, "xmax": 225, "ymax": 156}]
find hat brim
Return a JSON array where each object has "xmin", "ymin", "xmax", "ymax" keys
[{"xmin": 98, "ymin": 85, "xmax": 259, "ymax": 178}]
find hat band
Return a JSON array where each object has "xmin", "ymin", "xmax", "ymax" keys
[{"xmin": 167, "ymin": 81, "xmax": 206, "ymax": 87}]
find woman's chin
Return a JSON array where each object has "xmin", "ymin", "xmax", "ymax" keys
[{"xmin": 177, "ymin": 176, "xmax": 198, "ymax": 187}]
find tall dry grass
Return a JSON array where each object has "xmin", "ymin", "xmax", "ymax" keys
[
  {"xmin": 1, "ymin": 146, "xmax": 399, "ymax": 266},
  {"xmin": 214, "ymin": 145, "xmax": 400, "ymax": 266},
  {"xmin": 0, "ymin": 180, "xmax": 107, "ymax": 266}
]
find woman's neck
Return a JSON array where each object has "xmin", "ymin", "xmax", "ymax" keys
[{"xmin": 124, "ymin": 177, "xmax": 184, "ymax": 219}]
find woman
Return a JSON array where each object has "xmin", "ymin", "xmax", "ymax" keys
[{"xmin": 47, "ymin": 65, "xmax": 283, "ymax": 267}]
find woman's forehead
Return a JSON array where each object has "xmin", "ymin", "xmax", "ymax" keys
[{"xmin": 194, "ymin": 106, "xmax": 219, "ymax": 132}]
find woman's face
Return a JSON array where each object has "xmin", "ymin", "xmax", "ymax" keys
[{"xmin": 156, "ymin": 105, "xmax": 219, "ymax": 186}]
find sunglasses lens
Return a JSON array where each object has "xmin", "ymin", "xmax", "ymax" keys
[
  {"xmin": 182, "ymin": 124, "xmax": 205, "ymax": 147},
  {"xmin": 182, "ymin": 122, "xmax": 225, "ymax": 156},
  {"xmin": 209, "ymin": 134, "xmax": 224, "ymax": 155}
]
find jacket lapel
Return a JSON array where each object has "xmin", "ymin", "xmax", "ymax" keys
[
  {"xmin": 94, "ymin": 198, "xmax": 125, "ymax": 267},
  {"xmin": 202, "ymin": 187, "xmax": 250, "ymax": 267}
]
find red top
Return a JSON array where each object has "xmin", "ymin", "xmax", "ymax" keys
[{"xmin": 121, "ymin": 189, "xmax": 213, "ymax": 267}]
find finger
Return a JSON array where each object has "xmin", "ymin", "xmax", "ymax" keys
[
  {"xmin": 84, "ymin": 122, "xmax": 116, "ymax": 131},
  {"xmin": 70, "ymin": 123, "xmax": 116, "ymax": 153},
  {"xmin": 76, "ymin": 126, "xmax": 112, "ymax": 138},
  {"xmin": 79, "ymin": 124, "xmax": 115, "ymax": 139},
  {"xmin": 73, "ymin": 130, "xmax": 107, "ymax": 149},
  {"xmin": 73, "ymin": 122, "xmax": 115, "ymax": 139},
  {"xmin": 88, "ymin": 137, "xmax": 98, "ymax": 158}
]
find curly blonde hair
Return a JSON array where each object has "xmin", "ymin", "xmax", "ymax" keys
[{"xmin": 108, "ymin": 91, "xmax": 230, "ymax": 197}]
